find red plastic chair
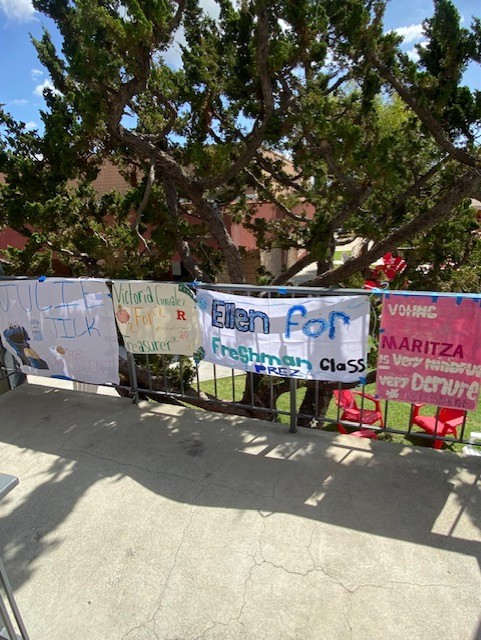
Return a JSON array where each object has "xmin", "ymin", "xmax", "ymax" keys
[
  {"xmin": 333, "ymin": 390, "xmax": 383, "ymax": 439},
  {"xmin": 410, "ymin": 404, "xmax": 466, "ymax": 449}
]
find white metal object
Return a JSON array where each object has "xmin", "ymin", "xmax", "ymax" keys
[{"xmin": 462, "ymin": 431, "xmax": 481, "ymax": 456}]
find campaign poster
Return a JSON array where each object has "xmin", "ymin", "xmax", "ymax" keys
[
  {"xmin": 0, "ymin": 278, "xmax": 119, "ymax": 384},
  {"xmin": 196, "ymin": 290, "xmax": 370, "ymax": 381},
  {"xmin": 376, "ymin": 294, "xmax": 481, "ymax": 410},
  {"xmin": 111, "ymin": 281, "xmax": 199, "ymax": 356}
]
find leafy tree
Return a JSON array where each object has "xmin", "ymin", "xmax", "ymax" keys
[{"xmin": 1, "ymin": 0, "xmax": 479, "ymax": 287}]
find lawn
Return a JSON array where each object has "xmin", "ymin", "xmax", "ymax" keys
[
  {"xmin": 199, "ymin": 374, "xmax": 480, "ymax": 452},
  {"xmin": 333, "ymin": 250, "xmax": 348, "ymax": 263}
]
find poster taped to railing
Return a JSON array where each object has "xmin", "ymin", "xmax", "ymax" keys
[
  {"xmin": 0, "ymin": 278, "xmax": 119, "ymax": 384},
  {"xmin": 111, "ymin": 281, "xmax": 200, "ymax": 356},
  {"xmin": 196, "ymin": 290, "xmax": 370, "ymax": 381},
  {"xmin": 376, "ymin": 293, "xmax": 481, "ymax": 410}
]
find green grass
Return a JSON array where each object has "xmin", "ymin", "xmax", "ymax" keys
[
  {"xmin": 333, "ymin": 250, "xmax": 348, "ymax": 263},
  {"xmin": 198, "ymin": 375, "xmax": 479, "ymax": 452}
]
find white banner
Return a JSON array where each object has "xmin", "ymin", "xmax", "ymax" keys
[
  {"xmin": 0, "ymin": 279, "xmax": 119, "ymax": 384},
  {"xmin": 196, "ymin": 291, "xmax": 370, "ymax": 381},
  {"xmin": 111, "ymin": 281, "xmax": 200, "ymax": 356}
]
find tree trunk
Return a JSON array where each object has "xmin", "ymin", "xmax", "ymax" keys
[
  {"xmin": 240, "ymin": 372, "xmax": 291, "ymax": 421},
  {"xmin": 297, "ymin": 381, "xmax": 333, "ymax": 428},
  {"xmin": 192, "ymin": 194, "xmax": 246, "ymax": 283}
]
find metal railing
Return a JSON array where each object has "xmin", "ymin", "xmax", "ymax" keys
[
  {"xmin": 0, "ymin": 277, "xmax": 476, "ymax": 449},
  {"xmin": 125, "ymin": 282, "xmax": 474, "ymax": 449}
]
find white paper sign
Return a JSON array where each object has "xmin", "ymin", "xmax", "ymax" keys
[
  {"xmin": 0, "ymin": 279, "xmax": 119, "ymax": 384},
  {"xmin": 111, "ymin": 281, "xmax": 200, "ymax": 356},
  {"xmin": 196, "ymin": 291, "xmax": 370, "ymax": 381}
]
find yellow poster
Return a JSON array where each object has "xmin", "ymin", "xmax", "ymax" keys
[{"xmin": 111, "ymin": 281, "xmax": 199, "ymax": 356}]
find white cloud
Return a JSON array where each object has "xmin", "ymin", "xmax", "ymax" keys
[
  {"xmin": 392, "ymin": 23, "xmax": 424, "ymax": 43},
  {"xmin": 9, "ymin": 98, "xmax": 28, "ymax": 106},
  {"xmin": 199, "ymin": 0, "xmax": 220, "ymax": 19},
  {"xmin": 31, "ymin": 68, "xmax": 44, "ymax": 81},
  {"xmin": 407, "ymin": 41, "xmax": 429, "ymax": 62},
  {"xmin": 0, "ymin": 0, "xmax": 35, "ymax": 22},
  {"xmin": 159, "ymin": 0, "xmax": 219, "ymax": 69},
  {"xmin": 33, "ymin": 79, "xmax": 61, "ymax": 97},
  {"xmin": 24, "ymin": 121, "xmax": 37, "ymax": 131},
  {"xmin": 161, "ymin": 26, "xmax": 187, "ymax": 69}
]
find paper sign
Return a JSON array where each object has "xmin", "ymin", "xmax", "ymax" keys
[
  {"xmin": 376, "ymin": 295, "xmax": 481, "ymax": 409},
  {"xmin": 0, "ymin": 279, "xmax": 119, "ymax": 384},
  {"xmin": 196, "ymin": 290, "xmax": 370, "ymax": 381},
  {"xmin": 111, "ymin": 281, "xmax": 199, "ymax": 356}
]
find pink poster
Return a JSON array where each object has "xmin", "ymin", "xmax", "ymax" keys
[{"xmin": 376, "ymin": 294, "xmax": 481, "ymax": 410}]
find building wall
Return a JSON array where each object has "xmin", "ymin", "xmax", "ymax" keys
[{"xmin": 1, "ymin": 160, "xmax": 314, "ymax": 280}]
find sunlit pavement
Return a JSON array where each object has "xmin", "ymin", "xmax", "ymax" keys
[{"xmin": 0, "ymin": 382, "xmax": 479, "ymax": 640}]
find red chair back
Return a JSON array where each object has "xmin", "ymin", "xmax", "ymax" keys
[
  {"xmin": 333, "ymin": 390, "xmax": 357, "ymax": 411},
  {"xmin": 438, "ymin": 408, "xmax": 465, "ymax": 423}
]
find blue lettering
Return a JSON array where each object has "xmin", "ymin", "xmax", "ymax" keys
[
  {"xmin": 329, "ymin": 311, "xmax": 350, "ymax": 339},
  {"xmin": 18, "ymin": 285, "xmax": 32, "ymax": 312},
  {"xmin": 211, "ymin": 300, "xmax": 269, "ymax": 333},
  {"xmin": 44, "ymin": 316, "xmax": 99, "ymax": 338},
  {"xmin": 286, "ymin": 306, "xmax": 352, "ymax": 341},
  {"xmin": 0, "ymin": 284, "xmax": 16, "ymax": 312},
  {"xmin": 248, "ymin": 310, "xmax": 269, "ymax": 334},
  {"xmin": 81, "ymin": 282, "xmax": 104, "ymax": 309},
  {"xmin": 35, "ymin": 283, "xmax": 52, "ymax": 312},
  {"xmin": 212, "ymin": 300, "xmax": 225, "ymax": 328},
  {"xmin": 253, "ymin": 364, "xmax": 304, "ymax": 378},
  {"xmin": 302, "ymin": 317, "xmax": 328, "ymax": 338},
  {"xmin": 234, "ymin": 308, "xmax": 250, "ymax": 332},
  {"xmin": 85, "ymin": 317, "xmax": 100, "ymax": 337},
  {"xmin": 45, "ymin": 317, "xmax": 73, "ymax": 338},
  {"xmin": 53, "ymin": 281, "xmax": 80, "ymax": 309},
  {"xmin": 285, "ymin": 305, "xmax": 307, "ymax": 338}
]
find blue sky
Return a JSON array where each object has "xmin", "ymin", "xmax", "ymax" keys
[{"xmin": 0, "ymin": 0, "xmax": 480, "ymax": 133}]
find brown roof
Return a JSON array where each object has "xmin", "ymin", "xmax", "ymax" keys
[{"xmin": 91, "ymin": 161, "xmax": 131, "ymax": 196}]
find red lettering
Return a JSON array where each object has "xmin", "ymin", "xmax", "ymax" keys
[
  {"xmin": 177, "ymin": 310, "xmax": 186, "ymax": 321},
  {"xmin": 412, "ymin": 339, "xmax": 422, "ymax": 353}
]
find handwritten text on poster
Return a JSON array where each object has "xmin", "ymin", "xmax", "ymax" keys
[
  {"xmin": 376, "ymin": 295, "xmax": 481, "ymax": 409},
  {"xmin": 0, "ymin": 279, "xmax": 119, "ymax": 384},
  {"xmin": 196, "ymin": 291, "xmax": 370, "ymax": 381},
  {"xmin": 111, "ymin": 281, "xmax": 199, "ymax": 356}
]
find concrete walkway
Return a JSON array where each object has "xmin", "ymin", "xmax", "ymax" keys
[{"xmin": 0, "ymin": 382, "xmax": 479, "ymax": 640}]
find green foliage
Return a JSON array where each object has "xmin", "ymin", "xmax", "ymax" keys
[
  {"xmin": 403, "ymin": 201, "xmax": 481, "ymax": 293},
  {"xmin": 0, "ymin": 0, "xmax": 479, "ymax": 288}
]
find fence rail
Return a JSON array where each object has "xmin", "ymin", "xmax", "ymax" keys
[{"xmin": 0, "ymin": 276, "xmax": 478, "ymax": 450}]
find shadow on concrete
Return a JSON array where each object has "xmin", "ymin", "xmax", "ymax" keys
[{"xmin": 0, "ymin": 383, "xmax": 479, "ymax": 594}]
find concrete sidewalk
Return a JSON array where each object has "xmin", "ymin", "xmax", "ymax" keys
[{"xmin": 0, "ymin": 383, "xmax": 479, "ymax": 640}]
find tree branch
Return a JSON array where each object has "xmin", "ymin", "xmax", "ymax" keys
[
  {"xmin": 132, "ymin": 158, "xmax": 155, "ymax": 251},
  {"xmin": 313, "ymin": 136, "xmax": 362, "ymax": 195},
  {"xmin": 196, "ymin": 5, "xmax": 274, "ymax": 190},
  {"xmin": 166, "ymin": 0, "xmax": 187, "ymax": 38},
  {"xmin": 244, "ymin": 169, "xmax": 306, "ymax": 222},
  {"xmin": 325, "ymin": 71, "xmax": 352, "ymax": 95},
  {"xmin": 254, "ymin": 152, "xmax": 308, "ymax": 196},
  {"xmin": 162, "ymin": 175, "xmax": 212, "ymax": 282},
  {"xmin": 328, "ymin": 183, "xmax": 372, "ymax": 232},
  {"xmin": 304, "ymin": 167, "xmax": 481, "ymax": 287},
  {"xmin": 269, "ymin": 252, "xmax": 315, "ymax": 285},
  {"xmin": 374, "ymin": 57, "xmax": 479, "ymax": 168},
  {"xmin": 397, "ymin": 157, "xmax": 447, "ymax": 206}
]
